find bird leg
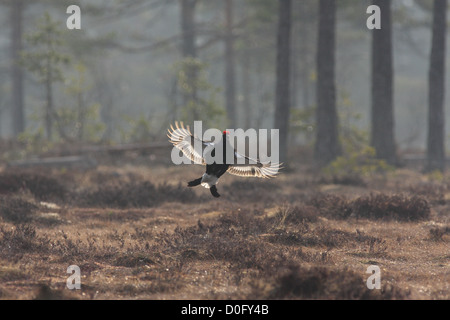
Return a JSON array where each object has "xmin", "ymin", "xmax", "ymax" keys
[
  {"xmin": 187, "ymin": 177, "xmax": 202, "ymax": 187},
  {"xmin": 210, "ymin": 185, "xmax": 220, "ymax": 198}
]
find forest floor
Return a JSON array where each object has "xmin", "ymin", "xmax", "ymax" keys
[{"xmin": 0, "ymin": 152, "xmax": 449, "ymax": 300}]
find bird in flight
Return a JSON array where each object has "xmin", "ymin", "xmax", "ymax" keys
[{"xmin": 168, "ymin": 121, "xmax": 282, "ymax": 198}]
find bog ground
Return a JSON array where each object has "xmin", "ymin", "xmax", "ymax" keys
[{"xmin": 0, "ymin": 153, "xmax": 449, "ymax": 300}]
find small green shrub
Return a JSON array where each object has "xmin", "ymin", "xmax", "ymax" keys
[{"xmin": 324, "ymin": 146, "xmax": 394, "ymax": 185}]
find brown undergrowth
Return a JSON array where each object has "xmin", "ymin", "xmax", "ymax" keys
[{"xmin": 0, "ymin": 165, "xmax": 447, "ymax": 299}]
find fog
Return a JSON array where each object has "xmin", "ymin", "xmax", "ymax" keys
[{"xmin": 0, "ymin": 0, "xmax": 447, "ymax": 152}]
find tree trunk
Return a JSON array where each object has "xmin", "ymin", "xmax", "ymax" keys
[
  {"xmin": 274, "ymin": 0, "xmax": 292, "ymax": 164},
  {"xmin": 298, "ymin": 0, "xmax": 312, "ymax": 109},
  {"xmin": 180, "ymin": 0, "xmax": 197, "ymax": 58},
  {"xmin": 426, "ymin": 0, "xmax": 447, "ymax": 172},
  {"xmin": 10, "ymin": 0, "xmax": 25, "ymax": 136},
  {"xmin": 314, "ymin": 0, "xmax": 341, "ymax": 167},
  {"xmin": 77, "ymin": 89, "xmax": 85, "ymax": 141},
  {"xmin": 46, "ymin": 27, "xmax": 53, "ymax": 141},
  {"xmin": 225, "ymin": 0, "xmax": 236, "ymax": 128},
  {"xmin": 179, "ymin": 0, "xmax": 198, "ymax": 117},
  {"xmin": 95, "ymin": 67, "xmax": 115, "ymax": 142},
  {"xmin": 371, "ymin": 0, "xmax": 396, "ymax": 165},
  {"xmin": 242, "ymin": 49, "xmax": 251, "ymax": 129},
  {"xmin": 46, "ymin": 64, "xmax": 53, "ymax": 140}
]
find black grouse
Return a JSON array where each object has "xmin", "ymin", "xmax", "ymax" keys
[{"xmin": 168, "ymin": 122, "xmax": 282, "ymax": 198}]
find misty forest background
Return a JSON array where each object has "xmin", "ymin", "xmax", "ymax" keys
[{"xmin": 0, "ymin": 0, "xmax": 449, "ymax": 174}]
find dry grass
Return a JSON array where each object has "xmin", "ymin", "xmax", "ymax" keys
[{"xmin": 0, "ymin": 162, "xmax": 448, "ymax": 300}]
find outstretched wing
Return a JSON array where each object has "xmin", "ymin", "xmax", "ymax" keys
[
  {"xmin": 227, "ymin": 152, "xmax": 282, "ymax": 178},
  {"xmin": 167, "ymin": 121, "xmax": 213, "ymax": 165}
]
